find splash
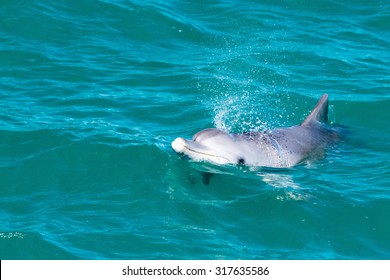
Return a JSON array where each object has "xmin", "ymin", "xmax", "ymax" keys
[
  {"xmin": 197, "ymin": 36, "xmax": 293, "ymax": 133},
  {"xmin": 205, "ymin": 76, "xmax": 278, "ymax": 133},
  {"xmin": 207, "ymin": 81, "xmax": 290, "ymax": 134},
  {"xmin": 212, "ymin": 90, "xmax": 260, "ymax": 132}
]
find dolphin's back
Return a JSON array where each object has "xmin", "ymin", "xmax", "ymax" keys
[{"xmin": 267, "ymin": 94, "xmax": 338, "ymax": 166}]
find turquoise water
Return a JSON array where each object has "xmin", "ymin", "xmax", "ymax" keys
[{"xmin": 0, "ymin": 0, "xmax": 389, "ymax": 259}]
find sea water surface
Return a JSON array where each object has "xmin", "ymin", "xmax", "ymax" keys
[{"xmin": 0, "ymin": 0, "xmax": 389, "ymax": 259}]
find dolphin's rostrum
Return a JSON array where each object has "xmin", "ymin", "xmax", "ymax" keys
[{"xmin": 172, "ymin": 94, "xmax": 339, "ymax": 168}]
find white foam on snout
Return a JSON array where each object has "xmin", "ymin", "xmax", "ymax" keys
[{"xmin": 171, "ymin": 138, "xmax": 186, "ymax": 153}]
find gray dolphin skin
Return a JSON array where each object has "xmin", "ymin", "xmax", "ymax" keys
[{"xmin": 172, "ymin": 94, "xmax": 339, "ymax": 168}]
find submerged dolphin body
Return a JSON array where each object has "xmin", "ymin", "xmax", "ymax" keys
[{"xmin": 172, "ymin": 94, "xmax": 339, "ymax": 168}]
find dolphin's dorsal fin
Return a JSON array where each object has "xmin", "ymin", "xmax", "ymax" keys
[{"xmin": 301, "ymin": 94, "xmax": 329, "ymax": 126}]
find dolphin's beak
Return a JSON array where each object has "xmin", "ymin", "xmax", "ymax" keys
[
  {"xmin": 171, "ymin": 136, "xmax": 231, "ymax": 164},
  {"xmin": 171, "ymin": 137, "xmax": 187, "ymax": 154}
]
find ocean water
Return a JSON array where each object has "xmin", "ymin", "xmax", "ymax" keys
[{"xmin": 0, "ymin": 0, "xmax": 389, "ymax": 260}]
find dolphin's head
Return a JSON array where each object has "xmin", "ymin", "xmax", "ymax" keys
[{"xmin": 171, "ymin": 128, "xmax": 246, "ymax": 165}]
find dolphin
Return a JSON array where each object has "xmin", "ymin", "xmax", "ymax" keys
[{"xmin": 172, "ymin": 94, "xmax": 340, "ymax": 168}]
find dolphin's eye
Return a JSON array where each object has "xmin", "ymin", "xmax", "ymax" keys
[{"xmin": 238, "ymin": 158, "xmax": 245, "ymax": 165}]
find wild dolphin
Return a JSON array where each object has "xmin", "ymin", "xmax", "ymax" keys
[{"xmin": 172, "ymin": 94, "xmax": 339, "ymax": 168}]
